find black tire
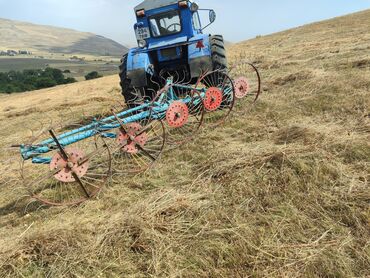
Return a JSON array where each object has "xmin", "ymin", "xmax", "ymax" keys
[
  {"xmin": 119, "ymin": 54, "xmax": 143, "ymax": 107},
  {"xmin": 202, "ymin": 38, "xmax": 231, "ymax": 106},
  {"xmin": 210, "ymin": 35, "xmax": 227, "ymax": 70}
]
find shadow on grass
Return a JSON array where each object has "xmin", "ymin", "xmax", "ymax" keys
[{"xmin": 0, "ymin": 197, "xmax": 50, "ymax": 217}]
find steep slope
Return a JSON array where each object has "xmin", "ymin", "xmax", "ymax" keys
[
  {"xmin": 0, "ymin": 10, "xmax": 369, "ymax": 277},
  {"xmin": 0, "ymin": 18, "xmax": 128, "ymax": 56}
]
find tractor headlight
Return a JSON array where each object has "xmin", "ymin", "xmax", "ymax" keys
[{"xmin": 138, "ymin": 40, "xmax": 147, "ymax": 48}]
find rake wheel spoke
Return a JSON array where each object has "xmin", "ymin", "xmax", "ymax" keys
[
  {"xmin": 110, "ymin": 120, "xmax": 165, "ymax": 175},
  {"xmin": 72, "ymin": 171, "xmax": 90, "ymax": 198}
]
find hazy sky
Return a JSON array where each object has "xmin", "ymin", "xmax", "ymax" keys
[{"xmin": 0, "ymin": 0, "xmax": 370, "ymax": 46}]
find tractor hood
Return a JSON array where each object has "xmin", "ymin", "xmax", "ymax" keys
[
  {"xmin": 147, "ymin": 36, "xmax": 188, "ymax": 50},
  {"xmin": 133, "ymin": 33, "xmax": 207, "ymax": 53}
]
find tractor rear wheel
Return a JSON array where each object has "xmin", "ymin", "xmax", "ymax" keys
[
  {"xmin": 119, "ymin": 54, "xmax": 144, "ymax": 107},
  {"xmin": 119, "ymin": 54, "xmax": 158, "ymax": 107},
  {"xmin": 210, "ymin": 35, "xmax": 227, "ymax": 70}
]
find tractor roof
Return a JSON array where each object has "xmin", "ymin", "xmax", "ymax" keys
[{"xmin": 135, "ymin": 0, "xmax": 181, "ymax": 12}]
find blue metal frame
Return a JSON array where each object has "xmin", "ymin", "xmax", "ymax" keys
[
  {"xmin": 19, "ymin": 79, "xmax": 220, "ymax": 164},
  {"xmin": 20, "ymin": 76, "xmax": 234, "ymax": 165}
]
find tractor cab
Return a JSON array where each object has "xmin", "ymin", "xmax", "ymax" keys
[{"xmin": 134, "ymin": 0, "xmax": 207, "ymax": 50}]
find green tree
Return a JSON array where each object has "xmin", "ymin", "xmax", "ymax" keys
[
  {"xmin": 35, "ymin": 77, "xmax": 57, "ymax": 89},
  {"xmin": 85, "ymin": 71, "xmax": 102, "ymax": 80},
  {"xmin": 0, "ymin": 67, "xmax": 77, "ymax": 94},
  {"xmin": 64, "ymin": 77, "xmax": 77, "ymax": 84}
]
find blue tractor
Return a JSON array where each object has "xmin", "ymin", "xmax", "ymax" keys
[{"xmin": 120, "ymin": 0, "xmax": 227, "ymax": 106}]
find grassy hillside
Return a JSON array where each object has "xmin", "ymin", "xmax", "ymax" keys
[
  {"xmin": 0, "ymin": 18, "xmax": 128, "ymax": 56},
  {"xmin": 0, "ymin": 58, "xmax": 120, "ymax": 82},
  {"xmin": 0, "ymin": 9, "xmax": 369, "ymax": 277}
]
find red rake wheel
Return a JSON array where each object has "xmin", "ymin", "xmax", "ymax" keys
[
  {"xmin": 204, "ymin": 87, "xmax": 223, "ymax": 111},
  {"xmin": 165, "ymin": 92, "xmax": 205, "ymax": 146},
  {"xmin": 116, "ymin": 123, "xmax": 148, "ymax": 154},
  {"xmin": 234, "ymin": 77, "xmax": 250, "ymax": 99},
  {"xmin": 229, "ymin": 62, "xmax": 262, "ymax": 104},
  {"xmin": 21, "ymin": 128, "xmax": 111, "ymax": 207},
  {"xmin": 195, "ymin": 70, "xmax": 235, "ymax": 127},
  {"xmin": 148, "ymin": 85, "xmax": 204, "ymax": 147},
  {"xmin": 50, "ymin": 148, "xmax": 89, "ymax": 183},
  {"xmin": 109, "ymin": 119, "xmax": 166, "ymax": 176},
  {"xmin": 166, "ymin": 101, "xmax": 189, "ymax": 128}
]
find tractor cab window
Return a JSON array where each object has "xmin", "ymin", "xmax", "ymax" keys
[
  {"xmin": 192, "ymin": 12, "xmax": 201, "ymax": 30},
  {"xmin": 149, "ymin": 10, "xmax": 182, "ymax": 37}
]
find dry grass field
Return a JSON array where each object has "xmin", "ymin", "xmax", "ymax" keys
[{"xmin": 0, "ymin": 10, "xmax": 369, "ymax": 277}]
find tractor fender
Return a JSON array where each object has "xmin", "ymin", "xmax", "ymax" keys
[
  {"xmin": 188, "ymin": 34, "xmax": 213, "ymax": 78},
  {"xmin": 126, "ymin": 48, "xmax": 154, "ymax": 87}
]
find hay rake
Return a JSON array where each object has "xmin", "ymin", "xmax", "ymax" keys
[{"xmin": 14, "ymin": 65, "xmax": 261, "ymax": 206}]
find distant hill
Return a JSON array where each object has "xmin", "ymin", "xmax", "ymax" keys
[
  {"xmin": 0, "ymin": 18, "xmax": 128, "ymax": 56},
  {"xmin": 224, "ymin": 40, "xmax": 234, "ymax": 47}
]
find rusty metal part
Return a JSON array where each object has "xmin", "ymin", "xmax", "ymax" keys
[
  {"xmin": 234, "ymin": 77, "xmax": 250, "ymax": 99},
  {"xmin": 204, "ymin": 87, "xmax": 223, "ymax": 111},
  {"xmin": 248, "ymin": 63, "xmax": 262, "ymax": 102},
  {"xmin": 166, "ymin": 101, "xmax": 189, "ymax": 128},
  {"xmin": 49, "ymin": 148, "xmax": 89, "ymax": 182}
]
